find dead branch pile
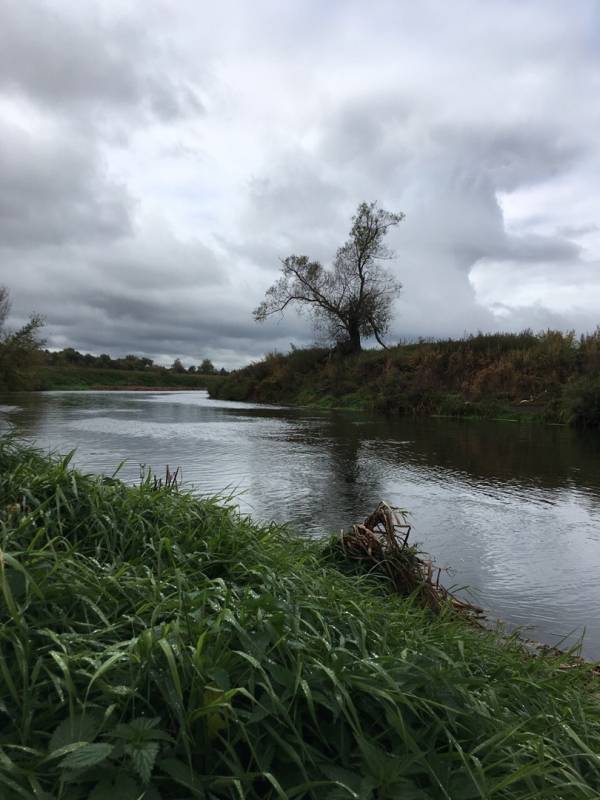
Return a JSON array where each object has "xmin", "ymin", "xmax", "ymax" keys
[{"xmin": 333, "ymin": 502, "xmax": 482, "ymax": 615}]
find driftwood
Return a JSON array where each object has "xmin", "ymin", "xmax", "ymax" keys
[
  {"xmin": 335, "ymin": 504, "xmax": 599, "ymax": 674},
  {"xmin": 334, "ymin": 502, "xmax": 482, "ymax": 616}
]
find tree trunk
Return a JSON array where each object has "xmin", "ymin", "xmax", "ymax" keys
[{"xmin": 344, "ymin": 318, "xmax": 362, "ymax": 354}]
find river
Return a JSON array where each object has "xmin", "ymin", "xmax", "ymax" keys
[{"xmin": 2, "ymin": 389, "xmax": 600, "ymax": 659}]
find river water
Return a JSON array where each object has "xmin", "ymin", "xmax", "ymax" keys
[{"xmin": 2, "ymin": 390, "xmax": 600, "ymax": 659}]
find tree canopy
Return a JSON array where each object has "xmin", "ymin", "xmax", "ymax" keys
[
  {"xmin": 254, "ymin": 202, "xmax": 404, "ymax": 353},
  {"xmin": 0, "ymin": 286, "xmax": 45, "ymax": 390},
  {"xmin": 199, "ymin": 358, "xmax": 217, "ymax": 375}
]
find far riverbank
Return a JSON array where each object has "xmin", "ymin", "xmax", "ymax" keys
[
  {"xmin": 209, "ymin": 332, "xmax": 600, "ymax": 427},
  {"xmin": 29, "ymin": 365, "xmax": 219, "ymax": 392}
]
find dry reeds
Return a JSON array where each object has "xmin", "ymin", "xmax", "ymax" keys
[{"xmin": 333, "ymin": 501, "xmax": 483, "ymax": 615}]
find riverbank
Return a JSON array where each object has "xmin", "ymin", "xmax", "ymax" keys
[
  {"xmin": 1, "ymin": 439, "xmax": 599, "ymax": 797},
  {"xmin": 209, "ymin": 332, "xmax": 600, "ymax": 427},
  {"xmin": 29, "ymin": 365, "xmax": 218, "ymax": 391}
]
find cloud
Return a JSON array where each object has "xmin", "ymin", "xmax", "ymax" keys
[
  {"xmin": 1, "ymin": 0, "xmax": 599, "ymax": 366},
  {"xmin": 0, "ymin": 1, "xmax": 203, "ymax": 122},
  {"xmin": 0, "ymin": 114, "xmax": 132, "ymax": 247}
]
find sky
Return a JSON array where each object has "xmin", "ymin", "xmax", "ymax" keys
[{"xmin": 1, "ymin": 0, "xmax": 599, "ymax": 368}]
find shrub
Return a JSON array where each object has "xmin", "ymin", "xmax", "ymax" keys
[{"xmin": 567, "ymin": 376, "xmax": 600, "ymax": 428}]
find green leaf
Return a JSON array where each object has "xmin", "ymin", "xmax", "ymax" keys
[
  {"xmin": 86, "ymin": 651, "xmax": 127, "ymax": 694},
  {"xmin": 49, "ymin": 712, "xmax": 100, "ymax": 753},
  {"xmin": 60, "ymin": 742, "xmax": 113, "ymax": 771},
  {"xmin": 127, "ymin": 741, "xmax": 159, "ymax": 784},
  {"xmin": 126, "ymin": 716, "xmax": 160, "ymax": 733},
  {"xmin": 111, "ymin": 717, "xmax": 160, "ymax": 740},
  {"xmin": 158, "ymin": 639, "xmax": 183, "ymax": 702},
  {"xmin": 263, "ymin": 772, "xmax": 288, "ymax": 800},
  {"xmin": 207, "ymin": 667, "xmax": 230, "ymax": 690},
  {"xmin": 320, "ymin": 765, "xmax": 362, "ymax": 794}
]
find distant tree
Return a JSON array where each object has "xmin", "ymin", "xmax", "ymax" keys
[
  {"xmin": 62, "ymin": 347, "xmax": 84, "ymax": 365},
  {"xmin": 188, "ymin": 365, "xmax": 197, "ymax": 373},
  {"xmin": 254, "ymin": 202, "xmax": 404, "ymax": 354},
  {"xmin": 0, "ymin": 286, "xmax": 45, "ymax": 389},
  {"xmin": 199, "ymin": 358, "xmax": 217, "ymax": 375},
  {"xmin": 116, "ymin": 354, "xmax": 154, "ymax": 370},
  {"xmin": 171, "ymin": 358, "xmax": 186, "ymax": 373},
  {"xmin": 121, "ymin": 354, "xmax": 139, "ymax": 370},
  {"xmin": 97, "ymin": 353, "xmax": 112, "ymax": 367}
]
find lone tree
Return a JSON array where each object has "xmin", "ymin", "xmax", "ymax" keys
[{"xmin": 254, "ymin": 202, "xmax": 404, "ymax": 353}]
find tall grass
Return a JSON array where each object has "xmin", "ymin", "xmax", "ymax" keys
[
  {"xmin": 1, "ymin": 439, "xmax": 599, "ymax": 798},
  {"xmin": 210, "ymin": 330, "xmax": 600, "ymax": 426}
]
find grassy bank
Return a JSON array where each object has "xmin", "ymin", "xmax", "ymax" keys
[
  {"xmin": 29, "ymin": 366, "xmax": 217, "ymax": 391},
  {"xmin": 1, "ymin": 440, "xmax": 599, "ymax": 798},
  {"xmin": 210, "ymin": 331, "xmax": 600, "ymax": 426}
]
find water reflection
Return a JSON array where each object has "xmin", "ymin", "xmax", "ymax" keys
[{"xmin": 2, "ymin": 390, "xmax": 600, "ymax": 659}]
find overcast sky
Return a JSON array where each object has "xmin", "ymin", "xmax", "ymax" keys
[{"xmin": 1, "ymin": 0, "xmax": 599, "ymax": 368}]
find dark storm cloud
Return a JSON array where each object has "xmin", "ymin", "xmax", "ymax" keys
[
  {"xmin": 36, "ymin": 279, "xmax": 308, "ymax": 369},
  {"xmin": 0, "ymin": 118, "xmax": 132, "ymax": 246},
  {"xmin": 431, "ymin": 125, "xmax": 586, "ymax": 193}
]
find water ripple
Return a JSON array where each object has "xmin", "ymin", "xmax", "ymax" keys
[{"xmin": 3, "ymin": 389, "xmax": 600, "ymax": 659}]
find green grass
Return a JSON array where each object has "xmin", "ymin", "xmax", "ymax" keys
[
  {"xmin": 29, "ymin": 366, "xmax": 217, "ymax": 391},
  {"xmin": 1, "ymin": 439, "xmax": 599, "ymax": 798}
]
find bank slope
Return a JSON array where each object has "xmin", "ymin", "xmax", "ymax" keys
[
  {"xmin": 1, "ymin": 440, "xmax": 599, "ymax": 798},
  {"xmin": 210, "ymin": 332, "xmax": 600, "ymax": 426}
]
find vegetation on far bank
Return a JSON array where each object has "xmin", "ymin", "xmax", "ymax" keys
[
  {"xmin": 40, "ymin": 348, "xmax": 226, "ymax": 378},
  {"xmin": 27, "ymin": 350, "xmax": 225, "ymax": 392},
  {"xmin": 1, "ymin": 440, "xmax": 599, "ymax": 798},
  {"xmin": 0, "ymin": 285, "xmax": 226, "ymax": 392},
  {"xmin": 0, "ymin": 286, "xmax": 45, "ymax": 393},
  {"xmin": 28, "ymin": 365, "xmax": 219, "ymax": 392},
  {"xmin": 210, "ymin": 329, "xmax": 600, "ymax": 427}
]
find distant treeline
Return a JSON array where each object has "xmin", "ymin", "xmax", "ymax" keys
[
  {"xmin": 0, "ymin": 284, "xmax": 229, "ymax": 391},
  {"xmin": 210, "ymin": 329, "xmax": 600, "ymax": 428},
  {"xmin": 40, "ymin": 348, "xmax": 227, "ymax": 376},
  {"xmin": 0, "ymin": 337, "xmax": 227, "ymax": 393},
  {"xmin": 26, "ymin": 350, "xmax": 228, "ymax": 391}
]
